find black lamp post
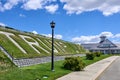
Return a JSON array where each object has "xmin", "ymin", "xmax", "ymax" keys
[{"xmin": 50, "ymin": 21, "xmax": 55, "ymax": 71}]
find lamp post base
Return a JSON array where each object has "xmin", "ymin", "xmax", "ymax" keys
[{"xmin": 52, "ymin": 69, "xmax": 55, "ymax": 72}]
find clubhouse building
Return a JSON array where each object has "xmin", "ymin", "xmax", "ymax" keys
[{"xmin": 81, "ymin": 36, "xmax": 120, "ymax": 54}]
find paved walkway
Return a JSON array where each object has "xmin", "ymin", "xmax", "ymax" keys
[
  {"xmin": 97, "ymin": 57, "xmax": 120, "ymax": 80},
  {"xmin": 57, "ymin": 56, "xmax": 119, "ymax": 80}
]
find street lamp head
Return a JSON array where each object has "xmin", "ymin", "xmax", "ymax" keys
[{"xmin": 50, "ymin": 21, "xmax": 55, "ymax": 28}]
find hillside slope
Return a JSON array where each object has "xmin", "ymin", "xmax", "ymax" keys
[{"xmin": 0, "ymin": 26, "xmax": 86, "ymax": 59}]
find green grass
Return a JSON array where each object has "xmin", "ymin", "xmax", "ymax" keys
[
  {"xmin": 0, "ymin": 54, "xmax": 111, "ymax": 80},
  {"xmin": 24, "ymin": 37, "xmax": 35, "ymax": 42},
  {"xmin": 0, "ymin": 50, "xmax": 15, "ymax": 73},
  {"xmin": 0, "ymin": 27, "xmax": 86, "ymax": 59},
  {"xmin": 83, "ymin": 54, "xmax": 111, "ymax": 66},
  {"xmin": 0, "ymin": 34, "xmax": 25, "ymax": 58},
  {"xmin": 11, "ymin": 35, "xmax": 41, "ymax": 58},
  {"xmin": 0, "ymin": 26, "xmax": 111, "ymax": 80}
]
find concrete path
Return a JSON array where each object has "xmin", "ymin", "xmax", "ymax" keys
[
  {"xmin": 96, "ymin": 57, "xmax": 120, "ymax": 80},
  {"xmin": 57, "ymin": 56, "xmax": 119, "ymax": 80}
]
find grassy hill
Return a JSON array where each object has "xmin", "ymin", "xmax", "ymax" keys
[
  {"xmin": 0, "ymin": 26, "xmax": 86, "ymax": 59},
  {"xmin": 0, "ymin": 50, "xmax": 14, "ymax": 73}
]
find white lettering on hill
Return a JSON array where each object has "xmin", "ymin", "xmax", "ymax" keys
[
  {"xmin": 0, "ymin": 31, "xmax": 62, "ymax": 54},
  {"xmin": 19, "ymin": 35, "xmax": 50, "ymax": 54},
  {"xmin": 0, "ymin": 31, "xmax": 27, "ymax": 54},
  {"xmin": 46, "ymin": 40, "xmax": 58, "ymax": 53},
  {"xmin": 37, "ymin": 38, "xmax": 51, "ymax": 50}
]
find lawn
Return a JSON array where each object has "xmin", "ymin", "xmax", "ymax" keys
[{"xmin": 0, "ymin": 54, "xmax": 111, "ymax": 80}]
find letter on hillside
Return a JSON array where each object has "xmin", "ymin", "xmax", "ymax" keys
[
  {"xmin": 0, "ymin": 31, "xmax": 27, "ymax": 54},
  {"xmin": 19, "ymin": 35, "xmax": 50, "ymax": 54},
  {"xmin": 19, "ymin": 35, "xmax": 41, "ymax": 54}
]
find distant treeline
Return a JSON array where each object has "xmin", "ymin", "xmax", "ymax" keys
[
  {"xmin": 5, "ymin": 26, "xmax": 16, "ymax": 30},
  {"xmin": 0, "ymin": 25, "xmax": 16, "ymax": 30}
]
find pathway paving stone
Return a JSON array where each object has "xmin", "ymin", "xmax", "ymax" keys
[{"xmin": 57, "ymin": 56, "xmax": 119, "ymax": 80}]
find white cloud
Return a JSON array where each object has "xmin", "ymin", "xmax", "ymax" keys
[
  {"xmin": 0, "ymin": 0, "xmax": 58, "ymax": 14},
  {"xmin": 0, "ymin": 22, "xmax": 6, "ymax": 26},
  {"xmin": 60, "ymin": 0, "xmax": 120, "ymax": 16},
  {"xmin": 72, "ymin": 31, "xmax": 120, "ymax": 43},
  {"xmin": 19, "ymin": 13, "xmax": 26, "ymax": 17},
  {"xmin": 0, "ymin": 0, "xmax": 20, "ymax": 12},
  {"xmin": 99, "ymin": 31, "xmax": 113, "ymax": 38},
  {"xmin": 54, "ymin": 34, "xmax": 63, "ymax": 39},
  {"xmin": 21, "ymin": 0, "xmax": 44, "ymax": 10},
  {"xmin": 42, "ymin": 34, "xmax": 63, "ymax": 39},
  {"xmin": 114, "ymin": 34, "xmax": 120, "ymax": 38},
  {"xmin": 42, "ymin": 34, "xmax": 52, "ymax": 37},
  {"xmin": 32, "ymin": 30, "xmax": 38, "ymax": 34},
  {"xmin": 21, "ymin": 0, "xmax": 58, "ymax": 13},
  {"xmin": 72, "ymin": 35, "xmax": 99, "ymax": 43},
  {"xmin": 1, "ymin": 0, "xmax": 120, "ymax": 16},
  {"xmin": 45, "ymin": 4, "xmax": 58, "ymax": 14}
]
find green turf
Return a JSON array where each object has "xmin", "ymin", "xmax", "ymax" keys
[
  {"xmin": 0, "ymin": 26, "xmax": 86, "ymax": 59},
  {"xmin": 0, "ymin": 54, "xmax": 111, "ymax": 80}
]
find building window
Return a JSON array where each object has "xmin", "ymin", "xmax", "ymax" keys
[{"xmin": 99, "ymin": 44, "xmax": 110, "ymax": 48}]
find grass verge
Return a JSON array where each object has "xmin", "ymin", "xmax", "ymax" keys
[{"xmin": 0, "ymin": 54, "xmax": 111, "ymax": 80}]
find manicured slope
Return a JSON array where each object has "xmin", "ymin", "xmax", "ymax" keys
[
  {"xmin": 0, "ymin": 26, "xmax": 86, "ymax": 59},
  {"xmin": 0, "ymin": 50, "xmax": 14, "ymax": 72}
]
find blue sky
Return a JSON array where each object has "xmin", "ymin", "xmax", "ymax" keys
[{"xmin": 0, "ymin": 0, "xmax": 120, "ymax": 43}]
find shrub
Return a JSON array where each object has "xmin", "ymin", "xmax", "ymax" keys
[
  {"xmin": 63, "ymin": 56, "xmax": 86, "ymax": 71},
  {"xmin": 94, "ymin": 52, "xmax": 101, "ymax": 57},
  {"xmin": 86, "ymin": 53, "xmax": 95, "ymax": 60}
]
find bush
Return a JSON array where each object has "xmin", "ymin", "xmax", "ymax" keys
[
  {"xmin": 86, "ymin": 53, "xmax": 95, "ymax": 60},
  {"xmin": 94, "ymin": 52, "xmax": 101, "ymax": 57},
  {"xmin": 63, "ymin": 56, "xmax": 86, "ymax": 71}
]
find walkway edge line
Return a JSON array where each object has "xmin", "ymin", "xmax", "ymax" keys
[{"xmin": 91, "ymin": 56, "xmax": 119, "ymax": 80}]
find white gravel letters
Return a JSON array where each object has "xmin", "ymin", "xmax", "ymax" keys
[{"xmin": 0, "ymin": 31, "xmax": 27, "ymax": 54}]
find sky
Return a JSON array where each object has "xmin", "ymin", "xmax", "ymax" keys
[{"xmin": 0, "ymin": 0, "xmax": 120, "ymax": 44}]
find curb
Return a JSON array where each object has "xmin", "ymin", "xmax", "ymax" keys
[
  {"xmin": 92, "ymin": 56, "xmax": 119, "ymax": 80},
  {"xmin": 57, "ymin": 56, "xmax": 119, "ymax": 80}
]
